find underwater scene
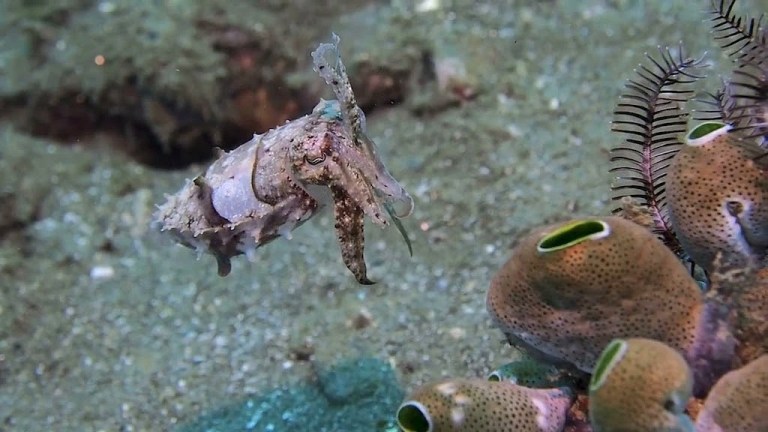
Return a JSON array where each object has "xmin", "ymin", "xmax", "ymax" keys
[{"xmin": 2, "ymin": 0, "xmax": 768, "ymax": 431}]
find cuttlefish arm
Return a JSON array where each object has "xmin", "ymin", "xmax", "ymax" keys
[{"xmin": 331, "ymin": 185, "xmax": 372, "ymax": 284}]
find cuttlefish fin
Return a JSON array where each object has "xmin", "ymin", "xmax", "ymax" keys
[{"xmin": 331, "ymin": 186, "xmax": 373, "ymax": 284}]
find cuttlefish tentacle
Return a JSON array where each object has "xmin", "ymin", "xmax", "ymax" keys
[
  {"xmin": 357, "ymin": 134, "xmax": 414, "ymax": 218},
  {"xmin": 344, "ymin": 164, "xmax": 414, "ymax": 256},
  {"xmin": 331, "ymin": 185, "xmax": 372, "ymax": 284},
  {"xmin": 337, "ymin": 162, "xmax": 414, "ymax": 257},
  {"xmin": 336, "ymin": 164, "xmax": 388, "ymax": 227},
  {"xmin": 332, "ymin": 137, "xmax": 414, "ymax": 222}
]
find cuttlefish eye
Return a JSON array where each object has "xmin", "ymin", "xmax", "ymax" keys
[{"xmin": 304, "ymin": 154, "xmax": 326, "ymax": 165}]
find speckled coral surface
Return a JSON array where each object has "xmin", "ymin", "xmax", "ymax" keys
[{"xmin": 1, "ymin": 1, "xmax": 765, "ymax": 431}]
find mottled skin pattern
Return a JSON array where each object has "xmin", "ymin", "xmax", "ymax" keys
[
  {"xmin": 487, "ymin": 217, "xmax": 703, "ymax": 376},
  {"xmin": 589, "ymin": 338, "xmax": 694, "ymax": 432},
  {"xmin": 397, "ymin": 378, "xmax": 572, "ymax": 432},
  {"xmin": 667, "ymin": 128, "xmax": 768, "ymax": 272},
  {"xmin": 331, "ymin": 186, "xmax": 371, "ymax": 284},
  {"xmin": 695, "ymin": 355, "xmax": 768, "ymax": 432},
  {"xmin": 154, "ymin": 99, "xmax": 412, "ymax": 283}
]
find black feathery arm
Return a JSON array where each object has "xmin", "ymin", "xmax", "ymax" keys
[{"xmin": 610, "ymin": 46, "xmax": 704, "ymax": 255}]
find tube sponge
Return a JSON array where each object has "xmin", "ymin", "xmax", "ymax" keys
[
  {"xmin": 487, "ymin": 216, "xmax": 703, "ymax": 373},
  {"xmin": 667, "ymin": 122, "xmax": 768, "ymax": 272},
  {"xmin": 589, "ymin": 338, "xmax": 694, "ymax": 432},
  {"xmin": 396, "ymin": 378, "xmax": 572, "ymax": 432},
  {"xmin": 695, "ymin": 355, "xmax": 768, "ymax": 432}
]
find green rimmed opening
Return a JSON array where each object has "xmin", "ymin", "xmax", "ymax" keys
[
  {"xmin": 687, "ymin": 122, "xmax": 726, "ymax": 140},
  {"xmin": 397, "ymin": 401, "xmax": 432, "ymax": 432},
  {"xmin": 537, "ymin": 219, "xmax": 610, "ymax": 253},
  {"xmin": 487, "ymin": 370, "xmax": 502, "ymax": 382},
  {"xmin": 686, "ymin": 122, "xmax": 731, "ymax": 147},
  {"xmin": 589, "ymin": 339, "xmax": 628, "ymax": 392}
]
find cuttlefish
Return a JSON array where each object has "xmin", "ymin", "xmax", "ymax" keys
[{"xmin": 153, "ymin": 35, "xmax": 413, "ymax": 283}]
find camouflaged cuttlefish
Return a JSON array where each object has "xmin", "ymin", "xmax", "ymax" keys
[{"xmin": 153, "ymin": 35, "xmax": 413, "ymax": 283}]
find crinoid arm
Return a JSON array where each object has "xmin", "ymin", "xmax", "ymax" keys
[
  {"xmin": 708, "ymin": 1, "xmax": 768, "ymax": 145},
  {"xmin": 610, "ymin": 46, "xmax": 705, "ymax": 255},
  {"xmin": 710, "ymin": 0, "xmax": 768, "ymax": 67},
  {"xmin": 694, "ymin": 86, "xmax": 734, "ymax": 122},
  {"xmin": 722, "ymin": 67, "xmax": 768, "ymax": 145}
]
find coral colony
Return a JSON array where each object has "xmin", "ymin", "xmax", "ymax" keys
[
  {"xmin": 394, "ymin": 1, "xmax": 768, "ymax": 431},
  {"xmin": 155, "ymin": 35, "xmax": 413, "ymax": 284}
]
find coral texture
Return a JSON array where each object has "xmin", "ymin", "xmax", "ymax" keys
[
  {"xmin": 487, "ymin": 216, "xmax": 702, "ymax": 373},
  {"xmin": 667, "ymin": 124, "xmax": 768, "ymax": 272},
  {"xmin": 397, "ymin": 378, "xmax": 572, "ymax": 432},
  {"xmin": 695, "ymin": 355, "xmax": 768, "ymax": 432}
]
